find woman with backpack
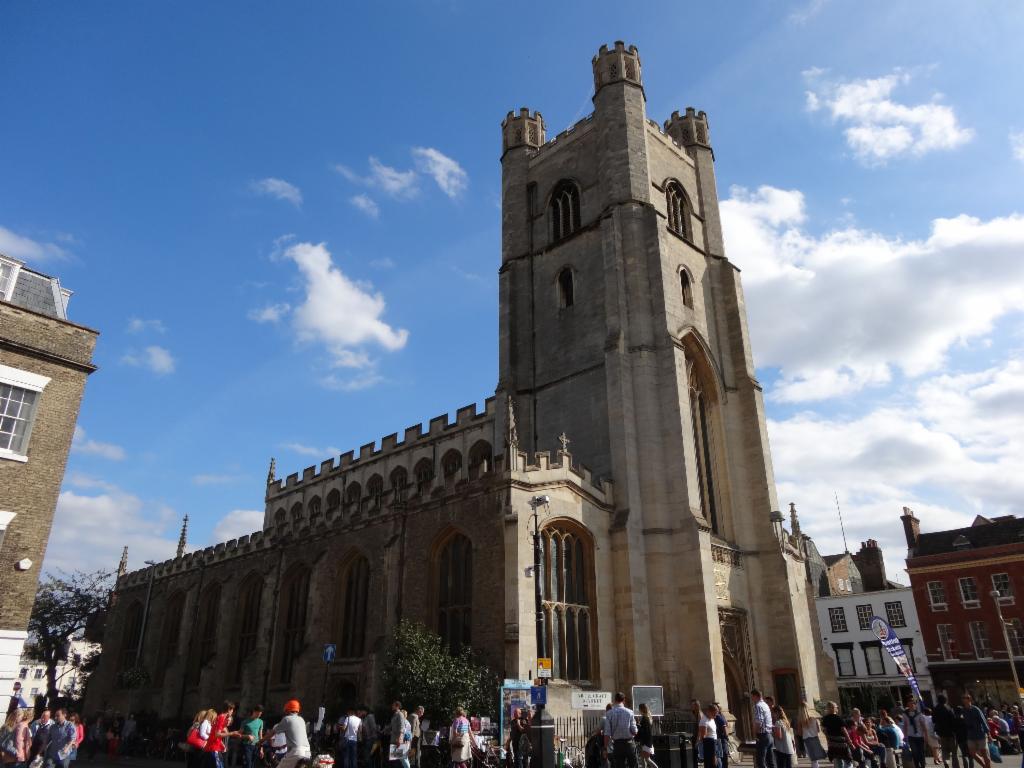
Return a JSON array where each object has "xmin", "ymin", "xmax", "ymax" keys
[{"xmin": 1, "ymin": 709, "xmax": 30, "ymax": 768}]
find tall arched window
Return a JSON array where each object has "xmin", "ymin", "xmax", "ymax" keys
[
  {"xmin": 468, "ymin": 441, "xmax": 493, "ymax": 480},
  {"xmin": 437, "ymin": 533, "xmax": 473, "ymax": 654},
  {"xmin": 550, "ymin": 180, "xmax": 581, "ymax": 242},
  {"xmin": 390, "ymin": 467, "xmax": 408, "ymax": 503},
  {"xmin": 308, "ymin": 496, "xmax": 322, "ymax": 525},
  {"xmin": 157, "ymin": 592, "xmax": 185, "ymax": 681},
  {"xmin": 680, "ymin": 268, "xmax": 694, "ymax": 309},
  {"xmin": 415, "ymin": 459, "xmax": 434, "ymax": 496},
  {"xmin": 557, "ymin": 268, "xmax": 575, "ymax": 309},
  {"xmin": 191, "ymin": 582, "xmax": 221, "ymax": 683},
  {"xmin": 290, "ymin": 502, "xmax": 303, "ymax": 524},
  {"xmin": 666, "ymin": 181, "xmax": 690, "ymax": 239},
  {"xmin": 340, "ymin": 557, "xmax": 370, "ymax": 658},
  {"xmin": 275, "ymin": 508, "xmax": 287, "ymax": 527},
  {"xmin": 366, "ymin": 475, "xmax": 384, "ymax": 512},
  {"xmin": 345, "ymin": 482, "xmax": 362, "ymax": 516},
  {"xmin": 277, "ymin": 566, "xmax": 310, "ymax": 684},
  {"xmin": 119, "ymin": 602, "xmax": 144, "ymax": 672},
  {"xmin": 688, "ymin": 357, "xmax": 720, "ymax": 534},
  {"xmin": 442, "ymin": 450, "xmax": 462, "ymax": 487},
  {"xmin": 233, "ymin": 574, "xmax": 263, "ymax": 683},
  {"xmin": 541, "ymin": 523, "xmax": 594, "ymax": 682},
  {"xmin": 326, "ymin": 489, "xmax": 341, "ymax": 518}
]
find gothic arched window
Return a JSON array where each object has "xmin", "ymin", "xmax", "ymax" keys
[
  {"xmin": 275, "ymin": 508, "xmax": 287, "ymax": 527},
  {"xmin": 437, "ymin": 533, "xmax": 473, "ymax": 654},
  {"xmin": 119, "ymin": 601, "xmax": 144, "ymax": 673},
  {"xmin": 688, "ymin": 357, "xmax": 721, "ymax": 534},
  {"xmin": 366, "ymin": 475, "xmax": 384, "ymax": 512},
  {"xmin": 232, "ymin": 574, "xmax": 263, "ymax": 683},
  {"xmin": 680, "ymin": 268, "xmax": 694, "ymax": 309},
  {"xmin": 157, "ymin": 592, "xmax": 185, "ymax": 681},
  {"xmin": 340, "ymin": 556, "xmax": 370, "ymax": 658},
  {"xmin": 442, "ymin": 450, "xmax": 462, "ymax": 486},
  {"xmin": 468, "ymin": 441, "xmax": 493, "ymax": 480},
  {"xmin": 276, "ymin": 566, "xmax": 310, "ymax": 684},
  {"xmin": 390, "ymin": 467, "xmax": 408, "ymax": 503},
  {"xmin": 415, "ymin": 459, "xmax": 434, "ymax": 496},
  {"xmin": 558, "ymin": 268, "xmax": 575, "ymax": 309},
  {"xmin": 541, "ymin": 523, "xmax": 595, "ymax": 682},
  {"xmin": 308, "ymin": 496, "xmax": 322, "ymax": 525},
  {"xmin": 326, "ymin": 489, "xmax": 341, "ymax": 518},
  {"xmin": 290, "ymin": 502, "xmax": 303, "ymax": 524},
  {"xmin": 346, "ymin": 482, "xmax": 362, "ymax": 515},
  {"xmin": 191, "ymin": 582, "xmax": 221, "ymax": 683},
  {"xmin": 666, "ymin": 181, "xmax": 690, "ymax": 239},
  {"xmin": 550, "ymin": 180, "xmax": 581, "ymax": 242}
]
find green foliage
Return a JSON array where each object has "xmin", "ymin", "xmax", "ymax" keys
[
  {"xmin": 382, "ymin": 620, "xmax": 500, "ymax": 722},
  {"xmin": 116, "ymin": 665, "xmax": 151, "ymax": 690}
]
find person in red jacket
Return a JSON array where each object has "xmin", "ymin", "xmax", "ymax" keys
[{"xmin": 203, "ymin": 702, "xmax": 239, "ymax": 768}]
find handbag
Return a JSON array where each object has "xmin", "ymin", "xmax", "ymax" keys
[
  {"xmin": 451, "ymin": 721, "xmax": 467, "ymax": 749},
  {"xmin": 187, "ymin": 726, "xmax": 208, "ymax": 750}
]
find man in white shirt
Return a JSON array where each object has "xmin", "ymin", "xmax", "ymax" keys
[
  {"xmin": 751, "ymin": 690, "xmax": 775, "ymax": 768},
  {"xmin": 338, "ymin": 707, "xmax": 362, "ymax": 768}
]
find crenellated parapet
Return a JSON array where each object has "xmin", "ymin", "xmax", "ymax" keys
[
  {"xmin": 592, "ymin": 41, "xmax": 643, "ymax": 96},
  {"xmin": 502, "ymin": 108, "xmax": 546, "ymax": 154},
  {"xmin": 664, "ymin": 107, "xmax": 712, "ymax": 150}
]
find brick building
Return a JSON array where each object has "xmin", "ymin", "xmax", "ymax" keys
[
  {"xmin": 0, "ymin": 254, "xmax": 97, "ymax": 692},
  {"xmin": 902, "ymin": 507, "xmax": 1024, "ymax": 703},
  {"xmin": 86, "ymin": 43, "xmax": 827, "ymax": 731}
]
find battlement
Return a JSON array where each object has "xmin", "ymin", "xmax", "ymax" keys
[
  {"xmin": 268, "ymin": 396, "xmax": 496, "ymax": 494},
  {"xmin": 502, "ymin": 108, "xmax": 546, "ymax": 154},
  {"xmin": 664, "ymin": 107, "xmax": 712, "ymax": 149},
  {"xmin": 592, "ymin": 41, "xmax": 642, "ymax": 96},
  {"xmin": 527, "ymin": 114, "xmax": 596, "ymax": 164},
  {"xmin": 508, "ymin": 448, "xmax": 614, "ymax": 504}
]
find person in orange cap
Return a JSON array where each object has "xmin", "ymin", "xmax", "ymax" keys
[{"xmin": 265, "ymin": 700, "xmax": 310, "ymax": 768}]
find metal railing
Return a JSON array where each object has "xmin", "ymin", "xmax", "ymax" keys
[{"xmin": 551, "ymin": 715, "xmax": 696, "ymax": 751}]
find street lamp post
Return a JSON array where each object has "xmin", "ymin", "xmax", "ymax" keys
[
  {"xmin": 136, "ymin": 560, "xmax": 158, "ymax": 667},
  {"xmin": 527, "ymin": 494, "xmax": 554, "ymax": 768},
  {"xmin": 990, "ymin": 589, "xmax": 1023, "ymax": 706}
]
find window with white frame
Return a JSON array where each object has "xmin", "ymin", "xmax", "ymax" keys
[
  {"xmin": 959, "ymin": 576, "xmax": 980, "ymax": 606},
  {"xmin": 885, "ymin": 601, "xmax": 907, "ymax": 628},
  {"xmin": 856, "ymin": 604, "xmax": 873, "ymax": 630},
  {"xmin": 938, "ymin": 623, "xmax": 956, "ymax": 660},
  {"xmin": 33, "ymin": 668, "xmax": 43, "ymax": 679},
  {"xmin": 970, "ymin": 621, "xmax": 992, "ymax": 658},
  {"xmin": 829, "ymin": 606, "xmax": 848, "ymax": 632},
  {"xmin": 0, "ymin": 365, "xmax": 49, "ymax": 462},
  {"xmin": 0, "ymin": 259, "xmax": 17, "ymax": 302},
  {"xmin": 864, "ymin": 643, "xmax": 885, "ymax": 675},
  {"xmin": 1008, "ymin": 619, "xmax": 1024, "ymax": 657},
  {"xmin": 18, "ymin": 668, "xmax": 27, "ymax": 679},
  {"xmin": 928, "ymin": 580, "xmax": 948, "ymax": 610},
  {"xmin": 992, "ymin": 573, "xmax": 1015, "ymax": 604},
  {"xmin": 834, "ymin": 645, "xmax": 856, "ymax": 677}
]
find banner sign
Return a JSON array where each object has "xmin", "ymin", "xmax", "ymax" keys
[
  {"xmin": 870, "ymin": 615, "xmax": 922, "ymax": 702},
  {"xmin": 572, "ymin": 691, "xmax": 612, "ymax": 710}
]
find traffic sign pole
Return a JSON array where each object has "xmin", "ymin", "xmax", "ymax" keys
[{"xmin": 320, "ymin": 643, "xmax": 337, "ymax": 732}]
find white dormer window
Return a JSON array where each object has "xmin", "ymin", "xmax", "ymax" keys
[{"xmin": 0, "ymin": 256, "xmax": 23, "ymax": 302}]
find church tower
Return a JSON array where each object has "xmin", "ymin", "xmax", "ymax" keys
[{"xmin": 498, "ymin": 42, "xmax": 822, "ymax": 720}]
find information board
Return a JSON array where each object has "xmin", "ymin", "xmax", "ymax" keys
[
  {"xmin": 537, "ymin": 658, "xmax": 553, "ymax": 679},
  {"xmin": 631, "ymin": 685, "xmax": 665, "ymax": 717}
]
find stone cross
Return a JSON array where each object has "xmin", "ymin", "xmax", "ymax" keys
[
  {"xmin": 506, "ymin": 394, "xmax": 519, "ymax": 453},
  {"xmin": 558, "ymin": 432, "xmax": 571, "ymax": 453}
]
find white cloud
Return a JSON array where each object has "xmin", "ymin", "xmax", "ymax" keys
[
  {"xmin": 46, "ymin": 477, "xmax": 179, "ymax": 574},
  {"xmin": 247, "ymin": 303, "xmax": 291, "ymax": 323},
  {"xmin": 126, "ymin": 317, "xmax": 166, "ymax": 334},
  {"xmin": 1011, "ymin": 131, "xmax": 1024, "ymax": 164},
  {"xmin": 321, "ymin": 371, "xmax": 385, "ymax": 391},
  {"xmin": 250, "ymin": 177, "xmax": 303, "ymax": 207},
  {"xmin": 211, "ymin": 509, "xmax": 265, "ymax": 542},
  {"xmin": 283, "ymin": 241, "xmax": 408, "ymax": 369},
  {"xmin": 191, "ymin": 473, "xmax": 243, "ymax": 486},
  {"xmin": 281, "ymin": 441, "xmax": 343, "ymax": 458},
  {"xmin": 369, "ymin": 257, "xmax": 395, "ymax": 269},
  {"xmin": 0, "ymin": 226, "xmax": 69, "ymax": 262},
  {"xmin": 412, "ymin": 147, "xmax": 468, "ymax": 198},
  {"xmin": 121, "ymin": 345, "xmax": 176, "ymax": 375},
  {"xmin": 804, "ymin": 68, "xmax": 973, "ymax": 164},
  {"xmin": 334, "ymin": 158, "xmax": 418, "ymax": 200},
  {"xmin": 788, "ymin": 0, "xmax": 830, "ymax": 24},
  {"xmin": 350, "ymin": 194, "xmax": 380, "ymax": 219},
  {"xmin": 720, "ymin": 185, "xmax": 1024, "ymax": 401},
  {"xmin": 71, "ymin": 426, "xmax": 126, "ymax": 461}
]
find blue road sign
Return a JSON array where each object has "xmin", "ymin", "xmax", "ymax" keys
[
  {"xmin": 530, "ymin": 686, "xmax": 547, "ymax": 706},
  {"xmin": 323, "ymin": 643, "xmax": 336, "ymax": 663}
]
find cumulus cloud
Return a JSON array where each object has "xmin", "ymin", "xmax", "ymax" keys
[
  {"xmin": 191, "ymin": 473, "xmax": 243, "ymax": 486},
  {"xmin": 720, "ymin": 185, "xmax": 1024, "ymax": 401},
  {"xmin": 247, "ymin": 303, "xmax": 291, "ymax": 323},
  {"xmin": 334, "ymin": 158, "xmax": 418, "ymax": 200},
  {"xmin": 281, "ymin": 441, "xmax": 343, "ymax": 458},
  {"xmin": 250, "ymin": 177, "xmax": 303, "ymax": 207},
  {"xmin": 284, "ymin": 241, "xmax": 408, "ymax": 367},
  {"xmin": 350, "ymin": 194, "xmax": 380, "ymax": 219},
  {"xmin": 1011, "ymin": 131, "xmax": 1024, "ymax": 164},
  {"xmin": 121, "ymin": 345, "xmax": 176, "ymax": 375},
  {"xmin": 412, "ymin": 147, "xmax": 468, "ymax": 198},
  {"xmin": 211, "ymin": 509, "xmax": 265, "ymax": 542},
  {"xmin": 0, "ymin": 226, "xmax": 69, "ymax": 262},
  {"xmin": 71, "ymin": 426, "xmax": 126, "ymax": 461},
  {"xmin": 126, "ymin": 317, "xmax": 166, "ymax": 334},
  {"xmin": 804, "ymin": 68, "xmax": 973, "ymax": 164}
]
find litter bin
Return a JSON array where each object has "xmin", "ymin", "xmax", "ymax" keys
[
  {"xmin": 678, "ymin": 733, "xmax": 694, "ymax": 768},
  {"xmin": 652, "ymin": 734, "xmax": 682, "ymax": 768}
]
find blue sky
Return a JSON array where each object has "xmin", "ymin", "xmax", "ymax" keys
[{"xmin": 2, "ymin": 1, "xmax": 1022, "ymax": 581}]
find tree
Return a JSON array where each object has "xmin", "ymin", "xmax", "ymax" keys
[
  {"xmin": 24, "ymin": 569, "xmax": 113, "ymax": 706},
  {"xmin": 382, "ymin": 620, "xmax": 499, "ymax": 722}
]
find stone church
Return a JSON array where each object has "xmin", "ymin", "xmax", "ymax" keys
[{"xmin": 86, "ymin": 42, "xmax": 824, "ymax": 731}]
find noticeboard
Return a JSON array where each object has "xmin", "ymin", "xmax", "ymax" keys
[
  {"xmin": 537, "ymin": 658, "xmax": 553, "ymax": 679},
  {"xmin": 631, "ymin": 685, "xmax": 665, "ymax": 717}
]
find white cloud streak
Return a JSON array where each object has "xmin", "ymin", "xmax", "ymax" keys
[
  {"xmin": 350, "ymin": 194, "xmax": 380, "ymax": 219},
  {"xmin": 250, "ymin": 177, "xmax": 303, "ymax": 207},
  {"xmin": 804, "ymin": 68, "xmax": 973, "ymax": 164},
  {"xmin": 412, "ymin": 147, "xmax": 468, "ymax": 198},
  {"xmin": 281, "ymin": 441, "xmax": 343, "ymax": 458},
  {"xmin": 247, "ymin": 303, "xmax": 291, "ymax": 323},
  {"xmin": 71, "ymin": 426, "xmax": 126, "ymax": 461},
  {"xmin": 126, "ymin": 317, "xmax": 166, "ymax": 334},
  {"xmin": 334, "ymin": 159, "xmax": 418, "ymax": 200},
  {"xmin": 121, "ymin": 345, "xmax": 176, "ymax": 375},
  {"xmin": 0, "ymin": 226, "xmax": 69, "ymax": 263},
  {"xmin": 1011, "ymin": 131, "xmax": 1024, "ymax": 164}
]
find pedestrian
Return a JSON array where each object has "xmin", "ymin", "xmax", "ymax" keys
[
  {"xmin": 698, "ymin": 704, "xmax": 717, "ymax": 768},
  {"xmin": 449, "ymin": 708, "xmax": 472, "ymax": 768},
  {"xmin": 636, "ymin": 703, "xmax": 657, "ymax": 768},
  {"xmin": 2, "ymin": 708, "xmax": 31, "ymax": 768},
  {"xmin": 751, "ymin": 690, "xmax": 775, "ymax": 768},
  {"xmin": 395, "ymin": 711, "xmax": 412, "ymax": 768},
  {"xmin": 821, "ymin": 702, "xmax": 852, "ymax": 768},
  {"xmin": 240, "ymin": 706, "xmax": 263, "ymax": 768},
  {"xmin": 773, "ymin": 707, "xmax": 796, "ymax": 768},
  {"xmin": 864, "ymin": 719, "xmax": 885, "ymax": 768},
  {"xmin": 902, "ymin": 700, "xmax": 927, "ymax": 768},
  {"xmin": 265, "ymin": 701, "xmax": 310, "ymax": 768},
  {"xmin": 960, "ymin": 695, "xmax": 990, "ymax": 768},
  {"xmin": 878, "ymin": 716, "xmax": 903, "ymax": 768},
  {"xmin": 409, "ymin": 708, "xmax": 422, "ymax": 768},
  {"xmin": 605, "ymin": 693, "xmax": 638, "ymax": 768},
  {"xmin": 389, "ymin": 702, "xmax": 404, "ymax": 763},
  {"xmin": 43, "ymin": 709, "xmax": 76, "ymax": 768},
  {"xmin": 690, "ymin": 701, "xmax": 702, "ymax": 768},
  {"xmin": 797, "ymin": 703, "xmax": 827, "ymax": 768},
  {"xmin": 360, "ymin": 707, "xmax": 379, "ymax": 768},
  {"xmin": 67, "ymin": 716, "xmax": 83, "ymax": 762},
  {"xmin": 31, "ymin": 710, "xmax": 53, "ymax": 762},
  {"xmin": 931, "ymin": 696, "xmax": 958, "ymax": 768},
  {"xmin": 338, "ymin": 707, "xmax": 361, "ymax": 768},
  {"xmin": 203, "ymin": 702, "xmax": 238, "ymax": 768},
  {"xmin": 510, "ymin": 708, "xmax": 531, "ymax": 768},
  {"xmin": 713, "ymin": 704, "xmax": 728, "ymax": 768}
]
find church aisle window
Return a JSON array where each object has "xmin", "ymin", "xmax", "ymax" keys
[
  {"xmin": 232, "ymin": 575, "xmax": 262, "ymax": 683},
  {"xmin": 437, "ymin": 533, "xmax": 472, "ymax": 654},
  {"xmin": 666, "ymin": 181, "xmax": 691, "ymax": 240},
  {"xmin": 550, "ymin": 180, "xmax": 581, "ymax": 242},
  {"xmin": 541, "ymin": 523, "xmax": 594, "ymax": 682},
  {"xmin": 340, "ymin": 557, "xmax": 370, "ymax": 658},
  {"xmin": 118, "ymin": 602, "xmax": 144, "ymax": 674},
  {"xmin": 277, "ymin": 566, "xmax": 310, "ymax": 683}
]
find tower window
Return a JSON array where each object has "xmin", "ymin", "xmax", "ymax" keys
[
  {"xmin": 666, "ymin": 182, "xmax": 690, "ymax": 239},
  {"xmin": 558, "ymin": 268, "xmax": 575, "ymax": 309},
  {"xmin": 680, "ymin": 269, "xmax": 693, "ymax": 309},
  {"xmin": 550, "ymin": 180, "xmax": 581, "ymax": 242}
]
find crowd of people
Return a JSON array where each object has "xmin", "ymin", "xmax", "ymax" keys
[{"xmin": 1, "ymin": 706, "xmax": 83, "ymax": 768}]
